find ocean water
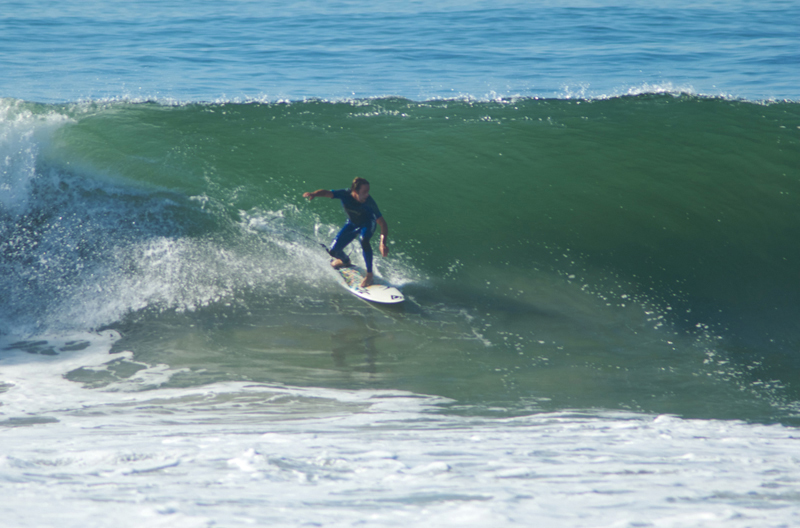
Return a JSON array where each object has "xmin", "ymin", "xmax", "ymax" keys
[{"xmin": 2, "ymin": 1, "xmax": 800, "ymax": 526}]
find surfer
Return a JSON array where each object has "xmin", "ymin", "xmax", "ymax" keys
[{"xmin": 303, "ymin": 177, "xmax": 389, "ymax": 288}]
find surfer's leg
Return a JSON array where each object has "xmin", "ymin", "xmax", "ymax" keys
[
  {"xmin": 359, "ymin": 223, "xmax": 376, "ymax": 274},
  {"xmin": 329, "ymin": 222, "xmax": 358, "ymax": 268}
]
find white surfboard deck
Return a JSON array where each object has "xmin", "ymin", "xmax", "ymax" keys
[{"xmin": 334, "ymin": 265, "xmax": 404, "ymax": 304}]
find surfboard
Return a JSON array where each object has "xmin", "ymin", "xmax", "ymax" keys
[{"xmin": 334, "ymin": 265, "xmax": 405, "ymax": 304}]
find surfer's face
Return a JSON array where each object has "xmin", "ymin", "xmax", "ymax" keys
[{"xmin": 352, "ymin": 184, "xmax": 370, "ymax": 203}]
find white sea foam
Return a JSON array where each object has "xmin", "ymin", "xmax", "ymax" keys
[
  {"xmin": 0, "ymin": 99, "xmax": 72, "ymax": 216},
  {"xmin": 1, "ymin": 332, "xmax": 799, "ymax": 527}
]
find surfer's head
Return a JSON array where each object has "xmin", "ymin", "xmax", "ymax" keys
[{"xmin": 351, "ymin": 177, "xmax": 370, "ymax": 203}]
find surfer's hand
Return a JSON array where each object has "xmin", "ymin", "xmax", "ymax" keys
[
  {"xmin": 303, "ymin": 192, "xmax": 314, "ymax": 200},
  {"xmin": 380, "ymin": 241, "xmax": 388, "ymax": 257}
]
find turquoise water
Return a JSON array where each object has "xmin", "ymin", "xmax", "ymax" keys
[
  {"xmin": 2, "ymin": 2, "xmax": 800, "ymax": 526},
  {"xmin": 3, "ymin": 95, "xmax": 798, "ymax": 421}
]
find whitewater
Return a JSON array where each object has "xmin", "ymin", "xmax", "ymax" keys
[
  {"xmin": 3, "ymin": 333, "xmax": 799, "ymax": 527},
  {"xmin": 2, "ymin": 1, "xmax": 800, "ymax": 527}
]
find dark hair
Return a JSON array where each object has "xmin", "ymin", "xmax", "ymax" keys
[{"xmin": 351, "ymin": 177, "xmax": 370, "ymax": 193}]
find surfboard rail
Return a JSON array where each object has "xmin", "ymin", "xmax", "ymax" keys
[{"xmin": 335, "ymin": 266, "xmax": 404, "ymax": 304}]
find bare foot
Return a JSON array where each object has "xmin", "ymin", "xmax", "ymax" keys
[
  {"xmin": 331, "ymin": 259, "xmax": 347, "ymax": 269},
  {"xmin": 360, "ymin": 272, "xmax": 374, "ymax": 288}
]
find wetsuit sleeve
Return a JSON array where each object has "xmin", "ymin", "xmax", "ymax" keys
[{"xmin": 366, "ymin": 196, "xmax": 382, "ymax": 220}]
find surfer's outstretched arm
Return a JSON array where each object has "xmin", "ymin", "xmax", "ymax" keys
[{"xmin": 303, "ymin": 189, "xmax": 333, "ymax": 200}]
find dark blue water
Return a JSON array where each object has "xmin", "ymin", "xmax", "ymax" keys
[{"xmin": 2, "ymin": 0, "xmax": 798, "ymax": 103}]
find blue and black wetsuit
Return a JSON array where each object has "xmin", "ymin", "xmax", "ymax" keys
[{"xmin": 328, "ymin": 189, "xmax": 382, "ymax": 273}]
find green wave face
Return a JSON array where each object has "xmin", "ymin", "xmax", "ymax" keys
[{"xmin": 3, "ymin": 95, "xmax": 800, "ymax": 422}]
